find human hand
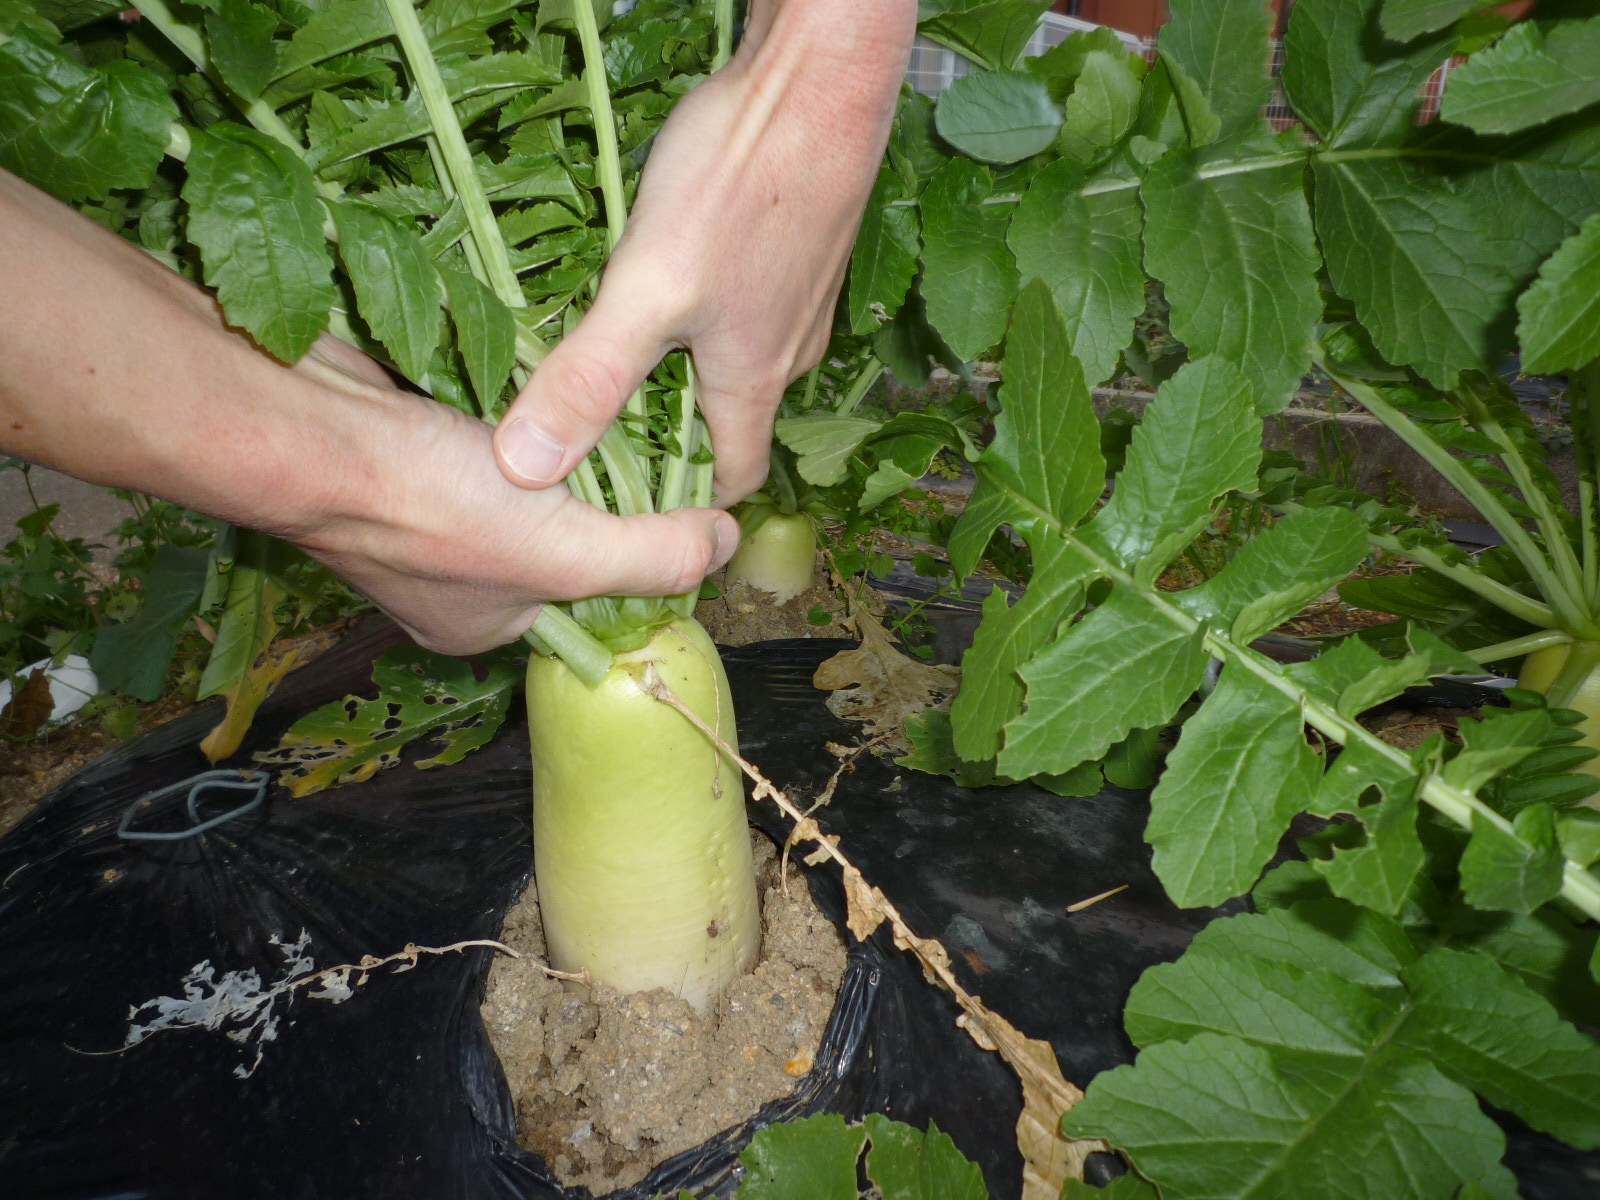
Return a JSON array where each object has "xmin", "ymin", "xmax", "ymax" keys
[
  {"xmin": 0, "ymin": 170, "xmax": 737, "ymax": 657},
  {"xmin": 492, "ymin": 0, "xmax": 916, "ymax": 504},
  {"xmin": 287, "ymin": 349, "xmax": 740, "ymax": 655}
]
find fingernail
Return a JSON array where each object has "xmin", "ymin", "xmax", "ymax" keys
[
  {"xmin": 499, "ymin": 419, "xmax": 565, "ymax": 484},
  {"xmin": 711, "ymin": 514, "xmax": 739, "ymax": 572}
]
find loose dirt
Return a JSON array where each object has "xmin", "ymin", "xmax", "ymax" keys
[
  {"xmin": 695, "ymin": 556, "xmax": 881, "ymax": 646},
  {"xmin": 0, "ymin": 619, "xmax": 357, "ymax": 839},
  {"xmin": 481, "ymin": 833, "xmax": 847, "ymax": 1194}
]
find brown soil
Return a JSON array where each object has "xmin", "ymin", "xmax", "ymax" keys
[
  {"xmin": 1362, "ymin": 705, "xmax": 1471, "ymax": 752},
  {"xmin": 0, "ymin": 618, "xmax": 357, "ymax": 839},
  {"xmin": 481, "ymin": 833, "xmax": 846, "ymax": 1195},
  {"xmin": 0, "ymin": 690, "xmax": 199, "ymax": 839},
  {"xmin": 695, "ymin": 556, "xmax": 882, "ymax": 646}
]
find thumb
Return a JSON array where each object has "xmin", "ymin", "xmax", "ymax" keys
[
  {"xmin": 549, "ymin": 504, "xmax": 742, "ymax": 599},
  {"xmin": 494, "ymin": 287, "xmax": 670, "ymax": 488}
]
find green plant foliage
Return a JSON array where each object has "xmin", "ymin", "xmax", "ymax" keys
[
  {"xmin": 90, "ymin": 544, "xmax": 212, "ymax": 701},
  {"xmin": 734, "ymin": 1114, "xmax": 866, "ymax": 1200},
  {"xmin": 14, "ymin": 0, "xmax": 1600, "ymax": 1191},
  {"xmin": 25, "ymin": 0, "xmax": 121, "ymax": 31},
  {"xmin": 207, "ymin": 0, "xmax": 282, "ymax": 103},
  {"xmin": 1182, "ymin": 508, "xmax": 1372, "ymax": 647},
  {"xmin": 932, "ymin": 68, "xmax": 1061, "ymax": 165},
  {"xmin": 1157, "ymin": 0, "xmax": 1275, "ymax": 142},
  {"xmin": 1275, "ymin": 0, "xmax": 1600, "ymax": 388},
  {"xmin": 899, "ymin": 706, "xmax": 1104, "ymax": 797},
  {"xmin": 1005, "ymin": 158, "xmax": 1143, "ymax": 390},
  {"xmin": 1052, "ymin": 48, "xmax": 1141, "ymax": 166},
  {"xmin": 713, "ymin": 1113, "xmax": 985, "ymax": 1200},
  {"xmin": 256, "ymin": 643, "xmax": 520, "ymax": 795},
  {"xmin": 439, "ymin": 265, "xmax": 516, "ymax": 413},
  {"xmin": 1064, "ymin": 894, "xmax": 1600, "ymax": 1196},
  {"xmin": 859, "ymin": 1113, "xmax": 987, "ymax": 1200},
  {"xmin": 915, "ymin": 0, "xmax": 1051, "ymax": 71},
  {"xmin": 946, "ymin": 279, "xmax": 1104, "ymax": 577},
  {"xmin": 183, "ymin": 125, "xmax": 337, "ymax": 362},
  {"xmin": 1380, "ymin": 0, "xmax": 1489, "ymax": 42},
  {"xmin": 1458, "ymin": 804, "xmax": 1566, "ymax": 914},
  {"xmin": 1440, "ymin": 15, "xmax": 1600, "ymax": 134},
  {"xmin": 1001, "ymin": 585, "xmax": 1209, "ymax": 778},
  {"xmin": 1060, "ymin": 1177, "xmax": 1158, "ymax": 1200},
  {"xmin": 774, "ymin": 414, "xmax": 885, "ymax": 488},
  {"xmin": 1285, "ymin": 0, "xmax": 1453, "ymax": 148},
  {"xmin": 880, "ymin": 7, "xmax": 1600, "ymax": 1189},
  {"xmin": 1079, "ymin": 356, "xmax": 1262, "ymax": 583},
  {"xmin": 1147, "ymin": 665, "xmax": 1322, "ymax": 908},
  {"xmin": 331, "ymin": 199, "xmax": 442, "ymax": 381},
  {"xmin": 0, "ymin": 29, "xmax": 179, "ymax": 203},
  {"xmin": 1517, "ymin": 211, "xmax": 1600, "ymax": 373},
  {"xmin": 1139, "ymin": 129, "xmax": 1321, "ymax": 413},
  {"xmin": 917, "ymin": 158, "xmax": 1017, "ymax": 360},
  {"xmin": 847, "ymin": 166, "xmax": 921, "ymax": 335},
  {"xmin": 1310, "ymin": 117, "xmax": 1600, "ymax": 388},
  {"xmin": 1075, "ymin": 896, "xmax": 1600, "ymax": 1177}
]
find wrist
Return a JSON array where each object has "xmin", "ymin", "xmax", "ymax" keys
[{"xmin": 742, "ymin": 0, "xmax": 916, "ymax": 110}]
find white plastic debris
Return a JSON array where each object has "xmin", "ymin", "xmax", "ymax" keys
[{"xmin": 0, "ymin": 654, "xmax": 99, "ymax": 723}]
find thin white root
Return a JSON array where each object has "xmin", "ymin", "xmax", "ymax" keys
[{"xmin": 74, "ymin": 936, "xmax": 578, "ymax": 1075}]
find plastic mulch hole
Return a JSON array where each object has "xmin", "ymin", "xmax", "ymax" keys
[{"xmin": 116, "ymin": 769, "xmax": 270, "ymax": 842}]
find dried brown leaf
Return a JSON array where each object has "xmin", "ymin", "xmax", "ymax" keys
[
  {"xmin": 0, "ymin": 669, "xmax": 55, "ymax": 742},
  {"xmin": 841, "ymin": 864, "xmax": 887, "ymax": 942},
  {"xmin": 813, "ymin": 607, "xmax": 959, "ymax": 754}
]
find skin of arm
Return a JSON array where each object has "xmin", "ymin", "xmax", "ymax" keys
[
  {"xmin": 493, "ymin": 0, "xmax": 918, "ymax": 502},
  {"xmin": 0, "ymin": 170, "xmax": 737, "ymax": 656}
]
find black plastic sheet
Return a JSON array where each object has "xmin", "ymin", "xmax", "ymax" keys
[
  {"xmin": 0, "ymin": 624, "xmax": 1020, "ymax": 1200},
  {"xmin": 2, "ymin": 623, "xmax": 1594, "ymax": 1199}
]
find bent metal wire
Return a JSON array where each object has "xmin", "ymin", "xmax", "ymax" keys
[{"xmin": 117, "ymin": 769, "xmax": 270, "ymax": 842}]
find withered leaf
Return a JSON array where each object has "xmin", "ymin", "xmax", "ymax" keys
[
  {"xmin": 0, "ymin": 668, "xmax": 56, "ymax": 742},
  {"xmin": 842, "ymin": 864, "xmax": 888, "ymax": 942},
  {"xmin": 813, "ymin": 607, "xmax": 960, "ymax": 755},
  {"xmin": 958, "ymin": 1004, "xmax": 1104, "ymax": 1199}
]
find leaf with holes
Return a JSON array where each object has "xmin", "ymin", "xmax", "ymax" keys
[
  {"xmin": 256, "ymin": 645, "xmax": 520, "ymax": 796},
  {"xmin": 813, "ymin": 608, "xmax": 960, "ymax": 757}
]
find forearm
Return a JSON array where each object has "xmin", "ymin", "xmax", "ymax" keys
[
  {"xmin": 734, "ymin": 0, "xmax": 916, "ymax": 197},
  {"xmin": 0, "ymin": 169, "xmax": 392, "ymax": 543},
  {"xmin": 744, "ymin": 0, "xmax": 918, "ymax": 92}
]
